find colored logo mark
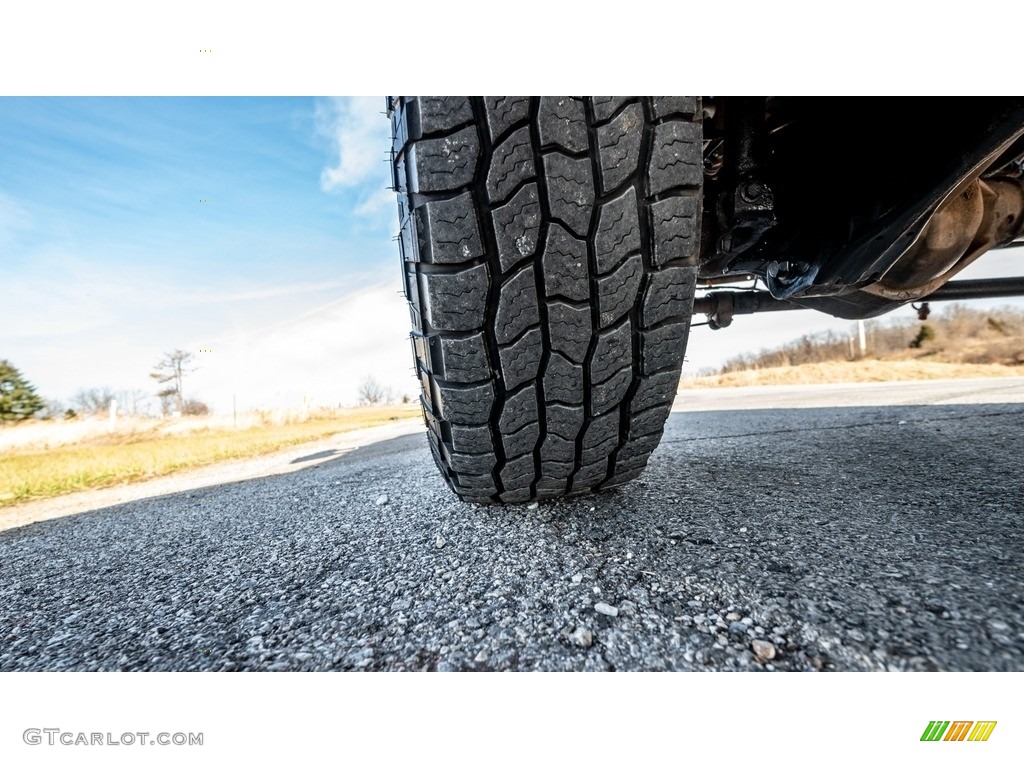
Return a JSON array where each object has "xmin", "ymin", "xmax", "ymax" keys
[{"xmin": 921, "ymin": 721, "xmax": 997, "ymax": 742}]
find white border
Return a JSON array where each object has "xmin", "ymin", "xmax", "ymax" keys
[
  {"xmin": 0, "ymin": 1, "xmax": 1020, "ymax": 95},
  {"xmin": 1, "ymin": 673, "xmax": 1020, "ymax": 765}
]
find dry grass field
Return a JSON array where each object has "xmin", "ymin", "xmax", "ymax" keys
[
  {"xmin": 685, "ymin": 305, "xmax": 1024, "ymax": 389},
  {"xmin": 0, "ymin": 406, "xmax": 419, "ymax": 508}
]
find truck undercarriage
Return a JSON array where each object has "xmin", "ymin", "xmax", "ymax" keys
[{"xmin": 696, "ymin": 97, "xmax": 1024, "ymax": 326}]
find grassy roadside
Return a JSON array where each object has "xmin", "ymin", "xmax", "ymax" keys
[
  {"xmin": 0, "ymin": 406, "xmax": 419, "ymax": 509},
  {"xmin": 680, "ymin": 359, "xmax": 1024, "ymax": 389}
]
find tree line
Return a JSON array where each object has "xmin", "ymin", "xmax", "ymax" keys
[
  {"xmin": 2, "ymin": 353, "xmax": 408, "ymax": 424},
  {"xmin": 0, "ymin": 350, "xmax": 207, "ymax": 424},
  {"xmin": 712, "ymin": 305, "xmax": 1024, "ymax": 374}
]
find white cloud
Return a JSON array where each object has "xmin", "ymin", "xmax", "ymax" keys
[
  {"xmin": 188, "ymin": 280, "xmax": 418, "ymax": 412},
  {"xmin": 317, "ymin": 96, "xmax": 389, "ymax": 191},
  {"xmin": 168, "ymin": 279, "xmax": 358, "ymax": 308},
  {"xmin": 316, "ymin": 97, "xmax": 398, "ymax": 233},
  {"xmin": 355, "ymin": 185, "xmax": 397, "ymax": 219},
  {"xmin": 4, "ymin": 238, "xmax": 382, "ymax": 339},
  {"xmin": 1, "ymin": 239, "xmax": 411, "ymax": 406}
]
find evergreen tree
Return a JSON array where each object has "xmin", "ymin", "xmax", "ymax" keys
[{"xmin": 0, "ymin": 359, "xmax": 46, "ymax": 422}]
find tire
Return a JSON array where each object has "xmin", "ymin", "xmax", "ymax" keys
[{"xmin": 390, "ymin": 97, "xmax": 702, "ymax": 503}]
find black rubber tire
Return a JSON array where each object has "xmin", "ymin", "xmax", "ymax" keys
[{"xmin": 390, "ymin": 97, "xmax": 702, "ymax": 503}]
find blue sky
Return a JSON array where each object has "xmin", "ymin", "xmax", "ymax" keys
[
  {"xmin": 1, "ymin": 97, "xmax": 413, "ymax": 412},
  {"xmin": 2, "ymin": 97, "xmax": 1022, "ymax": 415}
]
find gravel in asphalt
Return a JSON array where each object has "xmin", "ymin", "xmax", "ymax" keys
[{"xmin": 1, "ymin": 382, "xmax": 1022, "ymax": 671}]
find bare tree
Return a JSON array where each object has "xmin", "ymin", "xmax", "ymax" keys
[
  {"xmin": 109, "ymin": 388, "xmax": 153, "ymax": 417},
  {"xmin": 38, "ymin": 399, "xmax": 66, "ymax": 420},
  {"xmin": 150, "ymin": 350, "xmax": 196, "ymax": 416},
  {"xmin": 70, "ymin": 387, "xmax": 115, "ymax": 416},
  {"xmin": 358, "ymin": 376, "xmax": 387, "ymax": 405}
]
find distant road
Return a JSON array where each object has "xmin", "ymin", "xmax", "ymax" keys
[
  {"xmin": 675, "ymin": 376, "xmax": 1024, "ymax": 410},
  {"xmin": 1, "ymin": 378, "xmax": 1022, "ymax": 671}
]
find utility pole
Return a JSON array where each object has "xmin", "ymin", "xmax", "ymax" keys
[
  {"xmin": 233, "ymin": 394, "xmax": 237, "ymax": 428},
  {"xmin": 857, "ymin": 320, "xmax": 866, "ymax": 357}
]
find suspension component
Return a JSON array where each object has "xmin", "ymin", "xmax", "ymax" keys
[{"xmin": 694, "ymin": 277, "xmax": 1024, "ymax": 327}]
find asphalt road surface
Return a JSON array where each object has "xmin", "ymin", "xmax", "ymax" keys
[{"xmin": 2, "ymin": 378, "xmax": 1022, "ymax": 671}]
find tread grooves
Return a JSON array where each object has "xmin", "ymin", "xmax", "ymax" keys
[
  {"xmin": 568, "ymin": 99, "xmax": 605, "ymax": 493},
  {"xmin": 526, "ymin": 97, "xmax": 553, "ymax": 498},
  {"xmin": 603, "ymin": 99, "xmax": 655, "ymax": 485},
  {"xmin": 471, "ymin": 97, "xmax": 509, "ymax": 499}
]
